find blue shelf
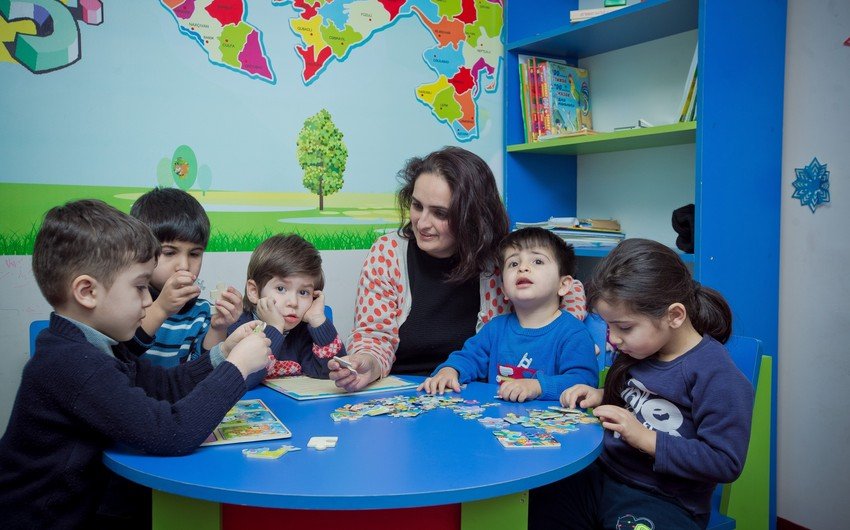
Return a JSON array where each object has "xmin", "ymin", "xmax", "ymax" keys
[
  {"xmin": 575, "ymin": 247, "xmax": 694, "ymax": 262},
  {"xmin": 506, "ymin": 0, "xmax": 698, "ymax": 59}
]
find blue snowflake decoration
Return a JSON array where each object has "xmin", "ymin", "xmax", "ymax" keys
[{"xmin": 792, "ymin": 157, "xmax": 830, "ymax": 213}]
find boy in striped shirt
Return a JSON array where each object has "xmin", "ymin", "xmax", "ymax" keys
[{"xmin": 126, "ymin": 188, "xmax": 242, "ymax": 365}]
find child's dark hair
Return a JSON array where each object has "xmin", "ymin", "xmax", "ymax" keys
[
  {"xmin": 33, "ymin": 199, "xmax": 161, "ymax": 307},
  {"xmin": 243, "ymin": 234, "xmax": 324, "ymax": 312},
  {"xmin": 587, "ymin": 238, "xmax": 733, "ymax": 406},
  {"xmin": 498, "ymin": 227, "xmax": 576, "ymax": 277},
  {"xmin": 130, "ymin": 187, "xmax": 210, "ymax": 248},
  {"xmin": 396, "ymin": 146, "xmax": 510, "ymax": 283}
]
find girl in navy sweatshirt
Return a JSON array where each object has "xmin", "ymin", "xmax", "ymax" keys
[{"xmin": 530, "ymin": 239, "xmax": 753, "ymax": 530}]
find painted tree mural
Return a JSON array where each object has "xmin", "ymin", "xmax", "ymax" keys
[
  {"xmin": 197, "ymin": 164, "xmax": 212, "ymax": 195},
  {"xmin": 296, "ymin": 109, "xmax": 347, "ymax": 210}
]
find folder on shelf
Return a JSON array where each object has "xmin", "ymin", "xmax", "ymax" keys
[{"xmin": 548, "ymin": 217, "xmax": 621, "ymax": 232}]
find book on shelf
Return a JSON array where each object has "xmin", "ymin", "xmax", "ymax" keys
[
  {"xmin": 677, "ymin": 44, "xmax": 698, "ymax": 122},
  {"xmin": 518, "ymin": 55, "xmax": 593, "ymax": 142},
  {"xmin": 515, "ymin": 217, "xmax": 622, "ymax": 232},
  {"xmin": 570, "ymin": 5, "xmax": 628, "ymax": 23},
  {"xmin": 514, "ymin": 220, "xmax": 555, "ymax": 229},
  {"xmin": 549, "ymin": 217, "xmax": 621, "ymax": 232},
  {"xmin": 514, "ymin": 217, "xmax": 625, "ymax": 250},
  {"xmin": 517, "ymin": 55, "xmax": 542, "ymax": 141}
]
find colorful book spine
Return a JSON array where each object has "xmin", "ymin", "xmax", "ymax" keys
[
  {"xmin": 538, "ymin": 60, "xmax": 553, "ymax": 137},
  {"xmin": 519, "ymin": 62, "xmax": 532, "ymax": 142},
  {"xmin": 528, "ymin": 56, "xmax": 539, "ymax": 141}
]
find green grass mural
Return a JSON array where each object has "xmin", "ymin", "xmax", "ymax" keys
[{"xmin": 0, "ymin": 183, "xmax": 399, "ymax": 255}]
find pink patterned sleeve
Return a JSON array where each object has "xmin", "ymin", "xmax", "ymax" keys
[
  {"xmin": 561, "ymin": 279, "xmax": 587, "ymax": 320},
  {"xmin": 347, "ymin": 236, "xmax": 403, "ymax": 377},
  {"xmin": 479, "ymin": 272, "xmax": 510, "ymax": 329}
]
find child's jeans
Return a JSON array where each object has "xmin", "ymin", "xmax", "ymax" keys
[{"xmin": 528, "ymin": 460, "xmax": 709, "ymax": 530}]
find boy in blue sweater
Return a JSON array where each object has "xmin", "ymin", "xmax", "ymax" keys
[
  {"xmin": 0, "ymin": 200, "xmax": 271, "ymax": 529},
  {"xmin": 420, "ymin": 227, "xmax": 597, "ymax": 402},
  {"xmin": 127, "ymin": 187, "xmax": 243, "ymax": 366}
]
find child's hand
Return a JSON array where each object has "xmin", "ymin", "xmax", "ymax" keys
[
  {"xmin": 156, "ymin": 270, "xmax": 200, "ymax": 316},
  {"xmin": 210, "ymin": 287, "xmax": 243, "ymax": 330},
  {"xmin": 593, "ymin": 404, "xmax": 657, "ymax": 456},
  {"xmin": 498, "ymin": 378, "xmax": 541, "ymax": 402},
  {"xmin": 255, "ymin": 297, "xmax": 285, "ymax": 332},
  {"xmin": 418, "ymin": 367, "xmax": 461, "ymax": 395},
  {"xmin": 221, "ymin": 320, "xmax": 263, "ymax": 358},
  {"xmin": 329, "ymin": 353, "xmax": 380, "ymax": 392},
  {"xmin": 304, "ymin": 290, "xmax": 327, "ymax": 328},
  {"xmin": 560, "ymin": 384, "xmax": 603, "ymax": 409},
  {"xmin": 226, "ymin": 331, "xmax": 272, "ymax": 379}
]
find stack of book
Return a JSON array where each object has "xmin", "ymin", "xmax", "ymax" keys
[
  {"xmin": 515, "ymin": 217, "xmax": 625, "ymax": 249},
  {"xmin": 518, "ymin": 54, "xmax": 594, "ymax": 143}
]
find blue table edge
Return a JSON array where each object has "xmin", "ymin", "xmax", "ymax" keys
[{"xmin": 104, "ymin": 441, "xmax": 601, "ymax": 510}]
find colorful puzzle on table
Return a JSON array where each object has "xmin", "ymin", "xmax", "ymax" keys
[
  {"xmin": 330, "ymin": 394, "xmax": 472, "ymax": 421},
  {"xmin": 331, "ymin": 394, "xmax": 600, "ymax": 450},
  {"xmin": 492, "ymin": 429, "xmax": 561, "ymax": 448},
  {"xmin": 502, "ymin": 407, "xmax": 599, "ymax": 434},
  {"xmin": 242, "ymin": 445, "xmax": 300, "ymax": 459}
]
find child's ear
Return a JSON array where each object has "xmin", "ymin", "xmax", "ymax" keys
[
  {"xmin": 71, "ymin": 275, "xmax": 99, "ymax": 309},
  {"xmin": 557, "ymin": 275, "xmax": 574, "ymax": 298},
  {"xmin": 666, "ymin": 302, "xmax": 687, "ymax": 328},
  {"xmin": 245, "ymin": 279, "xmax": 260, "ymax": 304}
]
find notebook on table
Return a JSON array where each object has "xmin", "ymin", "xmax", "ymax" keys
[{"xmin": 263, "ymin": 375, "xmax": 417, "ymax": 401}]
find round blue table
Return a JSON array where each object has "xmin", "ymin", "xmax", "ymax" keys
[{"xmin": 104, "ymin": 379, "xmax": 603, "ymax": 530}]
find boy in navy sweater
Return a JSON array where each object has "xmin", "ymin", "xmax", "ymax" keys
[
  {"xmin": 0, "ymin": 200, "xmax": 271, "ymax": 529},
  {"xmin": 127, "ymin": 188, "xmax": 243, "ymax": 366},
  {"xmin": 231, "ymin": 234, "xmax": 346, "ymax": 388}
]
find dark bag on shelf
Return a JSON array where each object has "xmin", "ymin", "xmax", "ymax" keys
[{"xmin": 672, "ymin": 203, "xmax": 695, "ymax": 254}]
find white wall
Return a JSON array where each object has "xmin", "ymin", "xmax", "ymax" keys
[{"xmin": 778, "ymin": 1, "xmax": 850, "ymax": 528}]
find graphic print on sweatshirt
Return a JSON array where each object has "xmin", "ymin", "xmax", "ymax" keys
[
  {"xmin": 498, "ymin": 351, "xmax": 537, "ymax": 381},
  {"xmin": 620, "ymin": 378, "xmax": 683, "ymax": 437}
]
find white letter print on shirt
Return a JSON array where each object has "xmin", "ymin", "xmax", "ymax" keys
[{"xmin": 620, "ymin": 378, "xmax": 683, "ymax": 437}]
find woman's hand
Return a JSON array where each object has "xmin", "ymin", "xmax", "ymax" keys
[
  {"xmin": 559, "ymin": 384, "xmax": 603, "ymax": 409},
  {"xmin": 328, "ymin": 353, "xmax": 380, "ymax": 392}
]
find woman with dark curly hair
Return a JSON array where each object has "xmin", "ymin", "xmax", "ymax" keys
[{"xmin": 330, "ymin": 146, "xmax": 587, "ymax": 391}]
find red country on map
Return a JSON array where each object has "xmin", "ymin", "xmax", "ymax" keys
[{"xmin": 206, "ymin": 0, "xmax": 243, "ymax": 26}]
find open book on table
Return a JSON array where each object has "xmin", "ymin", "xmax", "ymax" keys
[{"xmin": 264, "ymin": 375, "xmax": 417, "ymax": 401}]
